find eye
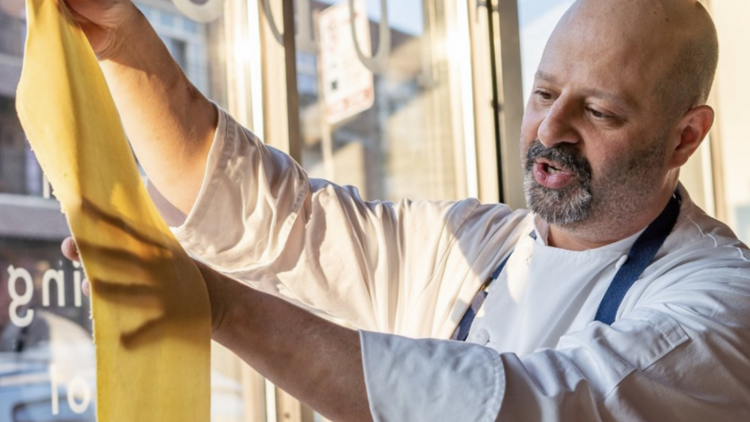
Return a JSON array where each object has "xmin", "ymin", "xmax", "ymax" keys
[
  {"xmin": 586, "ymin": 106, "xmax": 613, "ymax": 120},
  {"xmin": 534, "ymin": 89, "xmax": 554, "ymax": 101}
]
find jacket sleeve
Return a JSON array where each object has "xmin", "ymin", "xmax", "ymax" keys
[
  {"xmin": 149, "ymin": 107, "xmax": 518, "ymax": 333},
  {"xmin": 359, "ymin": 272, "xmax": 750, "ymax": 422}
]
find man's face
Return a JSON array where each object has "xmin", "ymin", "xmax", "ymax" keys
[{"xmin": 520, "ymin": 8, "xmax": 676, "ymax": 233}]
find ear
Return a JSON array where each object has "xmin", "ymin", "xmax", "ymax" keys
[{"xmin": 668, "ymin": 105, "xmax": 715, "ymax": 169}]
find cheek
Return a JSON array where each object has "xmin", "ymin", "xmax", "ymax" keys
[
  {"xmin": 587, "ymin": 141, "xmax": 649, "ymax": 185},
  {"xmin": 579, "ymin": 136, "xmax": 627, "ymax": 178},
  {"xmin": 595, "ymin": 149, "xmax": 621, "ymax": 169}
]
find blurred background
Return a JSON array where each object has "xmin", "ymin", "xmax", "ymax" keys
[{"xmin": 0, "ymin": 0, "xmax": 747, "ymax": 420}]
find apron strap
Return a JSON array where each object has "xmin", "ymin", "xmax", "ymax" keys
[
  {"xmin": 594, "ymin": 191, "xmax": 681, "ymax": 324},
  {"xmin": 450, "ymin": 255, "xmax": 510, "ymax": 341}
]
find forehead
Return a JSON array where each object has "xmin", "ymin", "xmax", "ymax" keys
[{"xmin": 536, "ymin": 3, "xmax": 675, "ymax": 108}]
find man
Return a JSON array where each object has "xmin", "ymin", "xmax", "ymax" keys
[{"xmin": 61, "ymin": 0, "xmax": 750, "ymax": 420}]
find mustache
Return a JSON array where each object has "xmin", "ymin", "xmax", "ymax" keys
[{"xmin": 524, "ymin": 140, "xmax": 592, "ymax": 181}]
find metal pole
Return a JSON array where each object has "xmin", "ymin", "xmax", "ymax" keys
[{"xmin": 282, "ymin": 0, "xmax": 302, "ymax": 162}]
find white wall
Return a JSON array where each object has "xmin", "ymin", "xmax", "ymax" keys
[{"xmin": 710, "ymin": 0, "xmax": 750, "ymax": 242}]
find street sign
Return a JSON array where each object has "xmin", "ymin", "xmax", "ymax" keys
[{"xmin": 318, "ymin": 0, "xmax": 375, "ymax": 125}]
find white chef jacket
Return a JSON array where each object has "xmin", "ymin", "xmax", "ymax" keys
[{"xmin": 149, "ymin": 108, "xmax": 750, "ymax": 421}]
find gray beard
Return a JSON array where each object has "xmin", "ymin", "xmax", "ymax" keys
[
  {"xmin": 524, "ymin": 175, "xmax": 593, "ymax": 225},
  {"xmin": 523, "ymin": 136, "xmax": 667, "ymax": 230},
  {"xmin": 523, "ymin": 140, "xmax": 593, "ymax": 226}
]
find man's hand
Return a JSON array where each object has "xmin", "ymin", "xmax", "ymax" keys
[
  {"xmin": 56, "ymin": 196, "xmax": 214, "ymax": 350},
  {"xmin": 63, "ymin": 0, "xmax": 141, "ymax": 60},
  {"xmin": 60, "ymin": 232, "xmax": 226, "ymax": 347},
  {"xmin": 61, "ymin": 234, "xmax": 228, "ymax": 337},
  {"xmin": 61, "ymin": 236, "xmax": 91, "ymax": 296},
  {"xmin": 61, "ymin": 234, "xmax": 373, "ymax": 421}
]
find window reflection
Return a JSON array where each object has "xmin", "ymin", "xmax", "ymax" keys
[
  {"xmin": 0, "ymin": 4, "xmax": 37, "ymax": 196},
  {"xmin": 297, "ymin": 0, "xmax": 468, "ymax": 202},
  {"xmin": 0, "ymin": 0, "xmax": 247, "ymax": 419},
  {"xmin": 0, "ymin": 241, "xmax": 95, "ymax": 421}
]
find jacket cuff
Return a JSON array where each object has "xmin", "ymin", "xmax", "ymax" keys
[{"xmin": 360, "ymin": 330, "xmax": 505, "ymax": 422}]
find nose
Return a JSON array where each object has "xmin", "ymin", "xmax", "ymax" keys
[{"xmin": 537, "ymin": 96, "xmax": 581, "ymax": 149}]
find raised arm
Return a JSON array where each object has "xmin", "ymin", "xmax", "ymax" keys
[{"xmin": 65, "ymin": 0, "xmax": 217, "ymax": 214}]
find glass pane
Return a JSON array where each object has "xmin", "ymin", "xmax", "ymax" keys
[
  {"xmin": 1, "ymin": 1, "xmax": 91, "ymax": 419},
  {"xmin": 0, "ymin": 0, "xmax": 257, "ymax": 420},
  {"xmin": 294, "ymin": 0, "xmax": 472, "ymax": 201},
  {"xmin": 518, "ymin": 0, "xmax": 573, "ymax": 103},
  {"xmin": 0, "ymin": 4, "xmax": 40, "ymax": 197},
  {"xmin": 0, "ymin": 240, "xmax": 96, "ymax": 421}
]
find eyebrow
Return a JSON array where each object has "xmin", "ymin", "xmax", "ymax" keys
[
  {"xmin": 535, "ymin": 70, "xmax": 557, "ymax": 84},
  {"xmin": 534, "ymin": 70, "xmax": 638, "ymax": 112}
]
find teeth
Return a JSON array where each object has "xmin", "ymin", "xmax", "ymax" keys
[{"xmin": 548, "ymin": 167, "xmax": 559, "ymax": 174}]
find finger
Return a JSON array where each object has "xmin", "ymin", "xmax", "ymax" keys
[
  {"xmin": 82, "ymin": 277, "xmax": 91, "ymax": 298},
  {"xmin": 90, "ymin": 277, "xmax": 157, "ymax": 297},
  {"xmin": 61, "ymin": 237, "xmax": 81, "ymax": 262},
  {"xmin": 120, "ymin": 316, "xmax": 164, "ymax": 351},
  {"xmin": 75, "ymin": 240, "xmax": 161, "ymax": 273},
  {"xmin": 88, "ymin": 277, "xmax": 161, "ymax": 310},
  {"xmin": 81, "ymin": 198, "xmax": 169, "ymax": 251}
]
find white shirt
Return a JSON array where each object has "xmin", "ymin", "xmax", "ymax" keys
[{"xmin": 150, "ymin": 108, "xmax": 750, "ymax": 421}]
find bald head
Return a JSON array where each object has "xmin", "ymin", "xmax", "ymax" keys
[
  {"xmin": 548, "ymin": 0, "xmax": 719, "ymax": 121},
  {"xmin": 652, "ymin": 2, "xmax": 719, "ymax": 120}
]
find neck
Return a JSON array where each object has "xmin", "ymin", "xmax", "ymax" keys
[{"xmin": 547, "ymin": 226, "xmax": 636, "ymax": 251}]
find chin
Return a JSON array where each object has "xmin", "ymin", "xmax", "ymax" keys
[{"xmin": 524, "ymin": 175, "xmax": 593, "ymax": 226}]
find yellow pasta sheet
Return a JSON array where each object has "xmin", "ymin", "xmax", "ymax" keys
[{"xmin": 15, "ymin": 0, "xmax": 211, "ymax": 420}]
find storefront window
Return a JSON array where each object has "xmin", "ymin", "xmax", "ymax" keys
[
  {"xmin": 0, "ymin": 0, "xmax": 252, "ymax": 420},
  {"xmin": 0, "ymin": 2, "xmax": 38, "ymax": 197},
  {"xmin": 0, "ymin": 239, "xmax": 95, "ymax": 421},
  {"xmin": 1, "ymin": 3, "xmax": 86, "ymax": 419},
  {"xmin": 0, "ymin": 97, "xmax": 43, "ymax": 196}
]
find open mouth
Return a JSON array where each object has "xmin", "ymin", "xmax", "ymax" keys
[
  {"xmin": 537, "ymin": 159, "xmax": 571, "ymax": 176},
  {"xmin": 524, "ymin": 140, "xmax": 592, "ymax": 191},
  {"xmin": 533, "ymin": 159, "xmax": 576, "ymax": 189}
]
